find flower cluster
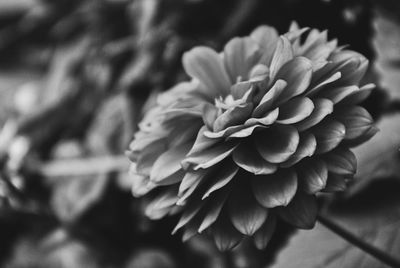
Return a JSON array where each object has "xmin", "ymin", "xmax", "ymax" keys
[{"xmin": 127, "ymin": 23, "xmax": 377, "ymax": 251}]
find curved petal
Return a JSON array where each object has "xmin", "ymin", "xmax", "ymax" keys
[
  {"xmin": 233, "ymin": 142, "xmax": 277, "ymax": 175},
  {"xmin": 255, "ymin": 125, "xmax": 300, "ymax": 163},
  {"xmin": 280, "ymin": 132, "xmax": 317, "ymax": 167},
  {"xmin": 228, "ymin": 124, "xmax": 267, "ymax": 139},
  {"xmin": 150, "ymin": 143, "xmax": 192, "ymax": 184},
  {"xmin": 252, "ymin": 170, "xmax": 298, "ymax": 208},
  {"xmin": 213, "ymin": 103, "xmax": 253, "ymax": 132},
  {"xmin": 213, "ymin": 214, "xmax": 244, "ymax": 251},
  {"xmin": 179, "ymin": 168, "xmax": 210, "ymax": 196},
  {"xmin": 228, "ymin": 183, "xmax": 268, "ymax": 235},
  {"xmin": 145, "ymin": 187, "xmax": 179, "ymax": 220},
  {"xmin": 340, "ymin": 83, "xmax": 375, "ymax": 105},
  {"xmin": 324, "ymin": 147, "xmax": 357, "ymax": 175},
  {"xmin": 183, "ymin": 141, "xmax": 238, "ymax": 170},
  {"xmin": 186, "ymin": 126, "xmax": 221, "ymax": 157},
  {"xmin": 269, "ymin": 36, "xmax": 294, "ymax": 80},
  {"xmin": 173, "ymin": 198, "xmax": 203, "ymax": 234},
  {"xmin": 245, "ymin": 108, "xmax": 279, "ymax": 126},
  {"xmin": 204, "ymin": 125, "xmax": 245, "ymax": 139},
  {"xmin": 252, "ymin": 80, "xmax": 287, "ymax": 118},
  {"xmin": 335, "ymin": 106, "xmax": 374, "ymax": 140},
  {"xmin": 276, "ymin": 192, "xmax": 318, "ymax": 229},
  {"xmin": 297, "ymin": 159, "xmax": 328, "ymax": 194},
  {"xmin": 224, "ymin": 37, "xmax": 262, "ymax": 82},
  {"xmin": 202, "ymin": 103, "xmax": 219, "ymax": 130},
  {"xmin": 275, "ymin": 57, "xmax": 313, "ymax": 104},
  {"xmin": 183, "ymin": 46, "xmax": 231, "ymax": 96},
  {"xmin": 276, "ymin": 97, "xmax": 314, "ymax": 124},
  {"xmin": 250, "ymin": 25, "xmax": 279, "ymax": 66},
  {"xmin": 323, "ymin": 173, "xmax": 347, "ymax": 192},
  {"xmin": 202, "ymin": 160, "xmax": 239, "ymax": 199},
  {"xmin": 317, "ymin": 85, "xmax": 359, "ymax": 104},
  {"xmin": 253, "ymin": 214, "xmax": 276, "ymax": 249},
  {"xmin": 136, "ymin": 140, "xmax": 167, "ymax": 175},
  {"xmin": 198, "ymin": 189, "xmax": 230, "ymax": 233},
  {"xmin": 294, "ymin": 98, "xmax": 333, "ymax": 131},
  {"xmin": 307, "ymin": 71, "xmax": 341, "ymax": 96},
  {"xmin": 130, "ymin": 166, "xmax": 155, "ymax": 197},
  {"xmin": 328, "ymin": 50, "xmax": 368, "ymax": 86},
  {"xmin": 312, "ymin": 120, "xmax": 346, "ymax": 154}
]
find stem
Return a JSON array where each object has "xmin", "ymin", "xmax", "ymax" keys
[{"xmin": 317, "ymin": 214, "xmax": 400, "ymax": 268}]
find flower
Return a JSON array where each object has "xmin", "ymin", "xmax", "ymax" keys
[{"xmin": 127, "ymin": 22, "xmax": 377, "ymax": 251}]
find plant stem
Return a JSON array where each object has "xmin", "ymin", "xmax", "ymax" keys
[{"xmin": 317, "ymin": 214, "xmax": 400, "ymax": 268}]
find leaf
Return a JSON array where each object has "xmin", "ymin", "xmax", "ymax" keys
[
  {"xmin": 272, "ymin": 181, "xmax": 400, "ymax": 268},
  {"xmin": 372, "ymin": 10, "xmax": 400, "ymax": 99},
  {"xmin": 350, "ymin": 113, "xmax": 400, "ymax": 196}
]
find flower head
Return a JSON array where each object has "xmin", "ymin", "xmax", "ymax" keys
[{"xmin": 127, "ymin": 22, "xmax": 377, "ymax": 251}]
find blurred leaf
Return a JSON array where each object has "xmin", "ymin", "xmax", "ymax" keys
[
  {"xmin": 5, "ymin": 229, "xmax": 102, "ymax": 268},
  {"xmin": 125, "ymin": 249, "xmax": 176, "ymax": 268},
  {"xmin": 349, "ymin": 113, "xmax": 400, "ymax": 196},
  {"xmin": 272, "ymin": 181, "xmax": 400, "ymax": 268},
  {"xmin": 51, "ymin": 175, "xmax": 108, "ymax": 223},
  {"xmin": 372, "ymin": 10, "xmax": 400, "ymax": 99}
]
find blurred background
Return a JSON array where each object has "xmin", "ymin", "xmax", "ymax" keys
[{"xmin": 0, "ymin": 0, "xmax": 399, "ymax": 267}]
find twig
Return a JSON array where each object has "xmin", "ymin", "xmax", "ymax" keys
[
  {"xmin": 317, "ymin": 214, "xmax": 400, "ymax": 268},
  {"xmin": 39, "ymin": 155, "xmax": 129, "ymax": 179}
]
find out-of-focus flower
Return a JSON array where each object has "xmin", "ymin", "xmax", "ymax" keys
[{"xmin": 127, "ymin": 22, "xmax": 377, "ymax": 251}]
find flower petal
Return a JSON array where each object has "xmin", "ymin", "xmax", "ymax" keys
[
  {"xmin": 255, "ymin": 125, "xmax": 300, "ymax": 163},
  {"xmin": 186, "ymin": 126, "xmax": 220, "ymax": 157},
  {"xmin": 228, "ymin": 124, "xmax": 267, "ymax": 138},
  {"xmin": 213, "ymin": 215, "xmax": 244, "ymax": 251},
  {"xmin": 150, "ymin": 143, "xmax": 191, "ymax": 184},
  {"xmin": 179, "ymin": 168, "xmax": 210, "ymax": 196},
  {"xmin": 312, "ymin": 120, "xmax": 346, "ymax": 154},
  {"xmin": 294, "ymin": 98, "xmax": 334, "ymax": 131},
  {"xmin": 250, "ymin": 25, "xmax": 279, "ymax": 66},
  {"xmin": 173, "ymin": 198, "xmax": 203, "ymax": 234},
  {"xmin": 307, "ymin": 71, "xmax": 342, "ymax": 96},
  {"xmin": 228, "ymin": 183, "xmax": 268, "ymax": 235},
  {"xmin": 183, "ymin": 141, "xmax": 238, "ymax": 170},
  {"xmin": 252, "ymin": 80, "xmax": 287, "ymax": 118},
  {"xmin": 204, "ymin": 125, "xmax": 245, "ymax": 139},
  {"xmin": 252, "ymin": 169, "xmax": 298, "ymax": 208},
  {"xmin": 328, "ymin": 50, "xmax": 368, "ymax": 86},
  {"xmin": 233, "ymin": 142, "xmax": 277, "ymax": 175},
  {"xmin": 324, "ymin": 147, "xmax": 357, "ymax": 175},
  {"xmin": 213, "ymin": 103, "xmax": 253, "ymax": 132},
  {"xmin": 317, "ymin": 85, "xmax": 359, "ymax": 104},
  {"xmin": 198, "ymin": 189, "xmax": 230, "ymax": 233},
  {"xmin": 230, "ymin": 81, "xmax": 253, "ymax": 99},
  {"xmin": 245, "ymin": 108, "xmax": 279, "ymax": 126},
  {"xmin": 297, "ymin": 159, "xmax": 328, "ymax": 194},
  {"xmin": 280, "ymin": 132, "xmax": 317, "ymax": 167},
  {"xmin": 274, "ymin": 57, "xmax": 313, "ymax": 104},
  {"xmin": 276, "ymin": 192, "xmax": 318, "ymax": 229},
  {"xmin": 202, "ymin": 160, "xmax": 239, "ymax": 199},
  {"xmin": 276, "ymin": 97, "xmax": 314, "ymax": 124},
  {"xmin": 253, "ymin": 214, "xmax": 276, "ymax": 250},
  {"xmin": 130, "ymin": 166, "xmax": 155, "ymax": 197},
  {"xmin": 323, "ymin": 173, "xmax": 347, "ymax": 192},
  {"xmin": 183, "ymin": 46, "xmax": 231, "ymax": 96},
  {"xmin": 224, "ymin": 37, "xmax": 262, "ymax": 82},
  {"xmin": 344, "ymin": 125, "xmax": 379, "ymax": 147},
  {"xmin": 136, "ymin": 139, "xmax": 167, "ymax": 175},
  {"xmin": 340, "ymin": 83, "xmax": 375, "ymax": 105},
  {"xmin": 269, "ymin": 36, "xmax": 294, "ymax": 80},
  {"xmin": 145, "ymin": 187, "xmax": 179, "ymax": 220},
  {"xmin": 335, "ymin": 106, "xmax": 374, "ymax": 140},
  {"xmin": 202, "ymin": 103, "xmax": 219, "ymax": 130}
]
